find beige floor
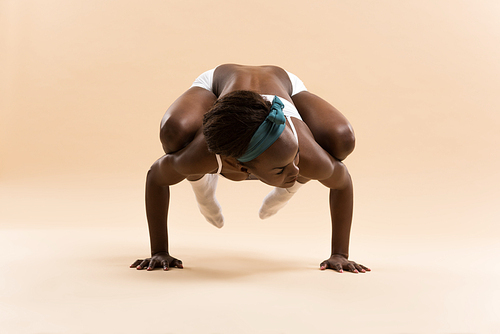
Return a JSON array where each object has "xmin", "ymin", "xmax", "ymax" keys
[{"xmin": 1, "ymin": 174, "xmax": 499, "ymax": 334}]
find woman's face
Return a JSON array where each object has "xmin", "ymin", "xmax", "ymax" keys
[{"xmin": 243, "ymin": 125, "xmax": 300, "ymax": 188}]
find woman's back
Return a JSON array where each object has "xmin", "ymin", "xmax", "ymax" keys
[{"xmin": 212, "ymin": 64, "xmax": 293, "ymax": 101}]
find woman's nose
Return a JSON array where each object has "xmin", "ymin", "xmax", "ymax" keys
[{"xmin": 287, "ymin": 162, "xmax": 299, "ymax": 177}]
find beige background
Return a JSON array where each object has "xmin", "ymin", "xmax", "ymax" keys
[{"xmin": 1, "ymin": 0, "xmax": 499, "ymax": 333}]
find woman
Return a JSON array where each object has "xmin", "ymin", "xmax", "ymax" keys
[{"xmin": 130, "ymin": 64, "xmax": 370, "ymax": 273}]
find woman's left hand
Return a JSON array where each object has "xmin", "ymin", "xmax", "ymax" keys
[{"xmin": 320, "ymin": 254, "xmax": 371, "ymax": 273}]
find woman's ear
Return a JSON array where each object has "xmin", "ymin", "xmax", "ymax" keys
[
  {"xmin": 235, "ymin": 161, "xmax": 248, "ymax": 173},
  {"xmin": 225, "ymin": 157, "xmax": 250, "ymax": 174},
  {"xmin": 238, "ymin": 165, "xmax": 249, "ymax": 173},
  {"xmin": 235, "ymin": 160, "xmax": 250, "ymax": 174}
]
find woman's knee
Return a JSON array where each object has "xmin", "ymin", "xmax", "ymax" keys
[
  {"xmin": 321, "ymin": 123, "xmax": 355, "ymax": 161},
  {"xmin": 159, "ymin": 115, "xmax": 199, "ymax": 154}
]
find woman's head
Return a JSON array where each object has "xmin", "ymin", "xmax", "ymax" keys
[
  {"xmin": 203, "ymin": 90, "xmax": 271, "ymax": 158},
  {"xmin": 203, "ymin": 90, "xmax": 300, "ymax": 187}
]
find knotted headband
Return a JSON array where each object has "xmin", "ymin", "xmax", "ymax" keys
[{"xmin": 237, "ymin": 96, "xmax": 286, "ymax": 162}]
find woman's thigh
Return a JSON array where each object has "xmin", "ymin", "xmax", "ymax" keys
[
  {"xmin": 292, "ymin": 91, "xmax": 355, "ymax": 161},
  {"xmin": 160, "ymin": 87, "xmax": 217, "ymax": 153}
]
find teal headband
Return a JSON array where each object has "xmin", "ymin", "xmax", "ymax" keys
[{"xmin": 237, "ymin": 96, "xmax": 286, "ymax": 162}]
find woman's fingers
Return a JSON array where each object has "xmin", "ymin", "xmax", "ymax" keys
[
  {"xmin": 147, "ymin": 259, "xmax": 157, "ymax": 271},
  {"xmin": 173, "ymin": 259, "xmax": 183, "ymax": 269},
  {"xmin": 347, "ymin": 263, "xmax": 358, "ymax": 273},
  {"xmin": 354, "ymin": 263, "xmax": 365, "ymax": 273},
  {"xmin": 359, "ymin": 264, "xmax": 371, "ymax": 271},
  {"xmin": 130, "ymin": 259, "xmax": 142, "ymax": 268},
  {"xmin": 137, "ymin": 259, "xmax": 150, "ymax": 270},
  {"xmin": 134, "ymin": 257, "xmax": 365, "ymax": 273}
]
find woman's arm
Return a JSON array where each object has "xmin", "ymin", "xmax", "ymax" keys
[
  {"xmin": 130, "ymin": 155, "xmax": 186, "ymax": 271},
  {"xmin": 291, "ymin": 118, "xmax": 368, "ymax": 273},
  {"xmin": 131, "ymin": 130, "xmax": 218, "ymax": 271},
  {"xmin": 318, "ymin": 160, "xmax": 370, "ymax": 273}
]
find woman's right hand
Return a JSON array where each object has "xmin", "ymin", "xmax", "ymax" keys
[{"xmin": 130, "ymin": 252, "xmax": 183, "ymax": 271}]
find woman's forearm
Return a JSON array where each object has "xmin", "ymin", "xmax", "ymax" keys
[
  {"xmin": 327, "ymin": 167, "xmax": 354, "ymax": 258},
  {"xmin": 144, "ymin": 155, "xmax": 185, "ymax": 256},
  {"xmin": 145, "ymin": 169, "xmax": 171, "ymax": 255}
]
